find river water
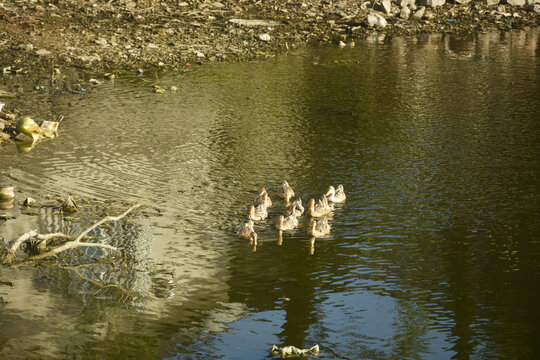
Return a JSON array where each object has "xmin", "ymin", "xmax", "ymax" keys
[{"xmin": 1, "ymin": 29, "xmax": 539, "ymax": 359}]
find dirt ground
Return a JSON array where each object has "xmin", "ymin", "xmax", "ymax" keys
[{"xmin": 0, "ymin": 0, "xmax": 539, "ymax": 143}]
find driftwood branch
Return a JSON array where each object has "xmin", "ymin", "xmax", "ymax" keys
[
  {"xmin": 28, "ymin": 203, "xmax": 140, "ymax": 261},
  {"xmin": 2, "ymin": 203, "xmax": 140, "ymax": 264}
]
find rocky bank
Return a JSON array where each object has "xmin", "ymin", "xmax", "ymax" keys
[{"xmin": 0, "ymin": 0, "xmax": 539, "ymax": 144}]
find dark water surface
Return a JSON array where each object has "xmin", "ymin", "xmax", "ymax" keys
[{"xmin": 1, "ymin": 29, "xmax": 539, "ymax": 359}]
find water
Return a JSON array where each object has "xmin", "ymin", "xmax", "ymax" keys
[{"xmin": 1, "ymin": 29, "xmax": 539, "ymax": 359}]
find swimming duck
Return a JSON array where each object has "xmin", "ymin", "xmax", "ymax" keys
[
  {"xmin": 306, "ymin": 195, "xmax": 333, "ymax": 218},
  {"xmin": 254, "ymin": 187, "xmax": 272, "ymax": 208},
  {"xmin": 276, "ymin": 214, "xmax": 298, "ymax": 233},
  {"xmin": 283, "ymin": 198, "xmax": 304, "ymax": 217},
  {"xmin": 325, "ymin": 184, "xmax": 346, "ymax": 203},
  {"xmin": 249, "ymin": 203, "xmax": 268, "ymax": 221},
  {"xmin": 307, "ymin": 217, "xmax": 331, "ymax": 238},
  {"xmin": 277, "ymin": 180, "xmax": 295, "ymax": 202},
  {"xmin": 237, "ymin": 220, "xmax": 257, "ymax": 244}
]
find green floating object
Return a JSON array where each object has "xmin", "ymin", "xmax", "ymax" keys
[{"xmin": 16, "ymin": 116, "xmax": 44, "ymax": 142}]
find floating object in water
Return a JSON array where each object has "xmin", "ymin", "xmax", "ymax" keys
[
  {"xmin": 270, "ymin": 344, "xmax": 319, "ymax": 358},
  {"xmin": 16, "ymin": 117, "xmax": 44, "ymax": 142},
  {"xmin": 62, "ymin": 196, "xmax": 78, "ymax": 214}
]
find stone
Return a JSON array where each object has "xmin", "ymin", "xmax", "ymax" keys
[
  {"xmin": 400, "ymin": 6, "xmax": 411, "ymax": 18},
  {"xmin": 506, "ymin": 0, "xmax": 525, "ymax": 5},
  {"xmin": 418, "ymin": 0, "xmax": 446, "ymax": 7},
  {"xmin": 35, "ymin": 49, "xmax": 51, "ymax": 56},
  {"xmin": 361, "ymin": 1, "xmax": 373, "ymax": 9},
  {"xmin": 413, "ymin": 6, "xmax": 426, "ymax": 19},
  {"xmin": 259, "ymin": 33, "xmax": 271, "ymax": 41},
  {"xmin": 455, "ymin": 0, "xmax": 472, "ymax": 3},
  {"xmin": 486, "ymin": 0, "xmax": 500, "ymax": 5},
  {"xmin": 95, "ymin": 38, "xmax": 108, "ymax": 47},
  {"xmin": 211, "ymin": 2, "xmax": 225, "ymax": 9},
  {"xmin": 367, "ymin": 13, "xmax": 387, "ymax": 28},
  {"xmin": 228, "ymin": 19, "xmax": 281, "ymax": 27},
  {"xmin": 381, "ymin": 0, "xmax": 392, "ymax": 14}
]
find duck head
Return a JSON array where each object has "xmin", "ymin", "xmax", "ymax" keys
[{"xmin": 325, "ymin": 185, "xmax": 336, "ymax": 197}]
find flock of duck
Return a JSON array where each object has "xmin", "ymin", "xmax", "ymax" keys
[{"xmin": 237, "ymin": 180, "xmax": 346, "ymax": 252}]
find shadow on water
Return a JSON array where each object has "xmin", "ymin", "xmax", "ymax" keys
[{"xmin": 0, "ymin": 28, "xmax": 539, "ymax": 359}]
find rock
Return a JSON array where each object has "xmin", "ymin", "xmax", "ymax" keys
[
  {"xmin": 95, "ymin": 38, "xmax": 108, "ymax": 47},
  {"xmin": 381, "ymin": 0, "xmax": 392, "ymax": 14},
  {"xmin": 367, "ymin": 13, "xmax": 387, "ymax": 28},
  {"xmin": 400, "ymin": 6, "xmax": 411, "ymax": 18},
  {"xmin": 22, "ymin": 43, "xmax": 34, "ymax": 52},
  {"xmin": 361, "ymin": 1, "xmax": 373, "ymax": 9},
  {"xmin": 486, "ymin": 0, "xmax": 500, "ymax": 4},
  {"xmin": 0, "ymin": 90, "xmax": 15, "ymax": 98},
  {"xmin": 413, "ymin": 6, "xmax": 426, "ymax": 19},
  {"xmin": 506, "ymin": 0, "xmax": 525, "ymax": 5},
  {"xmin": 228, "ymin": 19, "xmax": 281, "ymax": 27},
  {"xmin": 211, "ymin": 1, "xmax": 225, "ymax": 9},
  {"xmin": 196, "ymin": 51, "xmax": 205, "ymax": 58},
  {"xmin": 35, "ymin": 49, "xmax": 51, "ymax": 56},
  {"xmin": 418, "ymin": 0, "xmax": 446, "ymax": 7},
  {"xmin": 259, "ymin": 33, "xmax": 271, "ymax": 41},
  {"xmin": 455, "ymin": 0, "xmax": 472, "ymax": 3}
]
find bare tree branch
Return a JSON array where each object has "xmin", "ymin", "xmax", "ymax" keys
[{"xmin": 2, "ymin": 203, "xmax": 141, "ymax": 264}]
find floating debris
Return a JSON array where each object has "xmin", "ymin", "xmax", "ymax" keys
[
  {"xmin": 270, "ymin": 344, "xmax": 319, "ymax": 358},
  {"xmin": 0, "ymin": 186, "xmax": 15, "ymax": 201},
  {"xmin": 62, "ymin": 196, "xmax": 78, "ymax": 214}
]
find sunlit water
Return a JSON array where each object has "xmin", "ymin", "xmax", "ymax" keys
[{"xmin": 1, "ymin": 29, "xmax": 539, "ymax": 359}]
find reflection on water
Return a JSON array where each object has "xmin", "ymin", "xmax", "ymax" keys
[{"xmin": 1, "ymin": 29, "xmax": 539, "ymax": 359}]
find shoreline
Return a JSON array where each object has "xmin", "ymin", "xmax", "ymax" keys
[
  {"xmin": 0, "ymin": 0, "xmax": 538, "ymax": 72},
  {"xmin": 1, "ymin": 0, "xmax": 539, "ymax": 145}
]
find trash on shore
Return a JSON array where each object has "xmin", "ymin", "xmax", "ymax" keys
[
  {"xmin": 62, "ymin": 196, "xmax": 78, "ymax": 214},
  {"xmin": 0, "ymin": 186, "xmax": 15, "ymax": 201},
  {"xmin": 270, "ymin": 344, "xmax": 320, "ymax": 358},
  {"xmin": 14, "ymin": 116, "xmax": 61, "ymax": 144}
]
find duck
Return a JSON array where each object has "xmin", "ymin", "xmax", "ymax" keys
[
  {"xmin": 307, "ymin": 217, "xmax": 331, "ymax": 238},
  {"xmin": 237, "ymin": 220, "xmax": 257, "ymax": 244},
  {"xmin": 249, "ymin": 203, "xmax": 268, "ymax": 221},
  {"xmin": 283, "ymin": 198, "xmax": 304, "ymax": 217},
  {"xmin": 254, "ymin": 187, "xmax": 272, "ymax": 208},
  {"xmin": 277, "ymin": 180, "xmax": 295, "ymax": 202},
  {"xmin": 276, "ymin": 214, "xmax": 298, "ymax": 233},
  {"xmin": 325, "ymin": 184, "xmax": 346, "ymax": 203},
  {"xmin": 306, "ymin": 195, "xmax": 333, "ymax": 218}
]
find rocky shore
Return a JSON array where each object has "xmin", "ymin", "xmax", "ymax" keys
[
  {"xmin": 0, "ymin": 0, "xmax": 538, "ymax": 72},
  {"xmin": 0, "ymin": 0, "xmax": 539, "ymax": 145}
]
